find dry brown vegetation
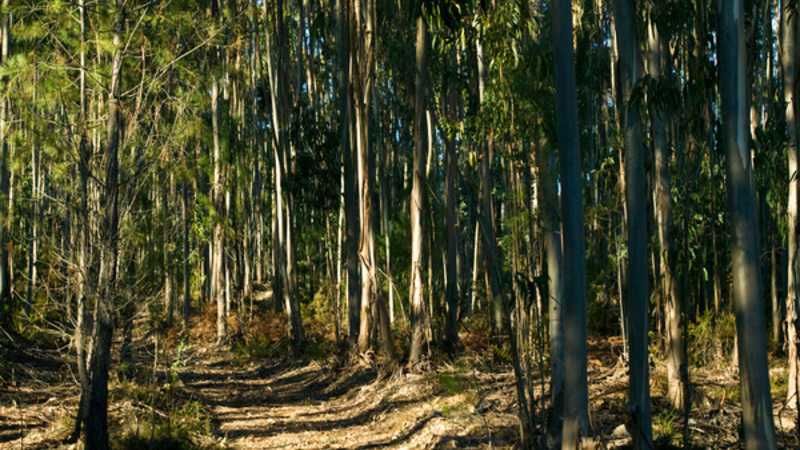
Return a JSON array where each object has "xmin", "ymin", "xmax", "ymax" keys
[{"xmin": 0, "ymin": 306, "xmax": 798, "ymax": 450}]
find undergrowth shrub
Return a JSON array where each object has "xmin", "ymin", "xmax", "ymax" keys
[
  {"xmin": 688, "ymin": 310, "xmax": 736, "ymax": 367},
  {"xmin": 435, "ymin": 368, "xmax": 479, "ymax": 418},
  {"xmin": 231, "ymin": 301, "xmax": 335, "ymax": 362},
  {"xmin": 459, "ymin": 314, "xmax": 491, "ymax": 354},
  {"xmin": 114, "ymin": 382, "xmax": 218, "ymax": 450},
  {"xmin": 302, "ymin": 285, "xmax": 337, "ymax": 341},
  {"xmin": 771, "ymin": 366, "xmax": 788, "ymax": 399},
  {"xmin": 116, "ymin": 432, "xmax": 198, "ymax": 450},
  {"xmin": 652, "ymin": 409, "xmax": 680, "ymax": 446},
  {"xmin": 587, "ymin": 288, "xmax": 621, "ymax": 336},
  {"xmin": 116, "ymin": 401, "xmax": 218, "ymax": 450}
]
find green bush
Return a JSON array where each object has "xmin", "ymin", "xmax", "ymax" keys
[
  {"xmin": 688, "ymin": 310, "xmax": 737, "ymax": 367},
  {"xmin": 232, "ymin": 334, "xmax": 288, "ymax": 360},
  {"xmin": 652, "ymin": 409, "xmax": 680, "ymax": 445},
  {"xmin": 116, "ymin": 428, "xmax": 197, "ymax": 450},
  {"xmin": 115, "ymin": 398, "xmax": 218, "ymax": 450},
  {"xmin": 437, "ymin": 372, "xmax": 468, "ymax": 395}
]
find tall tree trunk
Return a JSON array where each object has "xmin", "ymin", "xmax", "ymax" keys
[
  {"xmin": 182, "ymin": 181, "xmax": 191, "ymax": 326},
  {"xmin": 27, "ymin": 78, "xmax": 39, "ymax": 312},
  {"xmin": 274, "ymin": 0, "xmax": 303, "ymax": 350},
  {"xmin": 84, "ymin": 2, "xmax": 124, "ymax": 447},
  {"xmin": 408, "ymin": 13, "xmax": 430, "ymax": 367},
  {"xmin": 718, "ymin": 1, "xmax": 778, "ymax": 448},
  {"xmin": 372, "ymin": 98, "xmax": 394, "ymax": 358},
  {"xmin": 782, "ymin": 0, "xmax": 800, "ymax": 409},
  {"xmin": 209, "ymin": 2, "xmax": 227, "ymax": 338},
  {"xmin": 773, "ymin": 242, "xmax": 782, "ymax": 345},
  {"xmin": 614, "ymin": 1, "xmax": 653, "ymax": 447},
  {"xmin": 444, "ymin": 78, "xmax": 460, "ymax": 354},
  {"xmin": 335, "ymin": 186, "xmax": 344, "ymax": 343},
  {"xmin": 68, "ymin": 0, "xmax": 91, "ymax": 439},
  {"xmin": 470, "ymin": 219, "xmax": 481, "ymax": 312},
  {"xmin": 337, "ymin": 0, "xmax": 360, "ymax": 346},
  {"xmin": 211, "ymin": 78, "xmax": 227, "ymax": 343},
  {"xmin": 381, "ymin": 139, "xmax": 394, "ymax": 325},
  {"xmin": 646, "ymin": 10, "xmax": 688, "ymax": 412},
  {"xmin": 163, "ymin": 177, "xmax": 174, "ymax": 325},
  {"xmin": 252, "ymin": 79, "xmax": 264, "ymax": 286},
  {"xmin": 0, "ymin": 0, "xmax": 11, "ymax": 325},
  {"xmin": 354, "ymin": 77, "xmax": 373, "ymax": 354},
  {"xmin": 536, "ymin": 139, "xmax": 565, "ymax": 447},
  {"xmin": 352, "ymin": 0, "xmax": 391, "ymax": 356},
  {"xmin": 475, "ymin": 35, "xmax": 505, "ymax": 334},
  {"xmin": 552, "ymin": 0, "xmax": 590, "ymax": 447}
]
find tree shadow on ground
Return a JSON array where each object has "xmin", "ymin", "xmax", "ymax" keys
[
  {"xmin": 349, "ymin": 412, "xmax": 442, "ymax": 450},
  {"xmin": 431, "ymin": 424, "xmax": 517, "ymax": 449},
  {"xmin": 194, "ymin": 368, "xmax": 377, "ymax": 409},
  {"xmin": 0, "ymin": 388, "xmax": 59, "ymax": 407},
  {"xmin": 775, "ymin": 429, "xmax": 800, "ymax": 449},
  {"xmin": 178, "ymin": 360, "xmax": 290, "ymax": 384},
  {"xmin": 220, "ymin": 398, "xmax": 422, "ymax": 439},
  {"xmin": 0, "ymin": 418, "xmax": 50, "ymax": 443},
  {"xmin": 0, "ymin": 429, "xmax": 24, "ymax": 444},
  {"xmin": 181, "ymin": 357, "xmax": 377, "ymax": 409}
]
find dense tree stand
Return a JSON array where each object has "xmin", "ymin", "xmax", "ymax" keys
[{"xmin": 1, "ymin": 0, "xmax": 799, "ymax": 448}]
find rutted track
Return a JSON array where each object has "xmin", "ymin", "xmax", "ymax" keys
[{"xmin": 179, "ymin": 350, "xmax": 518, "ymax": 449}]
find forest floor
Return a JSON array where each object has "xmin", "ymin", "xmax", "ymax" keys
[
  {"xmin": 2, "ymin": 306, "xmax": 800, "ymax": 449},
  {"xmin": 172, "ymin": 347, "xmax": 519, "ymax": 449},
  {"xmin": 0, "ymin": 339, "xmax": 521, "ymax": 449}
]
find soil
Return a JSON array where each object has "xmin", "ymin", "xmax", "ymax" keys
[
  {"xmin": 175, "ymin": 348, "xmax": 518, "ymax": 449},
  {"xmin": 1, "ymin": 330, "xmax": 799, "ymax": 449}
]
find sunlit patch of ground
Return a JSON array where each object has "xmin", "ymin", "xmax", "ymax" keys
[
  {"xmin": 177, "ymin": 349, "xmax": 518, "ymax": 449},
  {"xmin": 1, "ymin": 320, "xmax": 799, "ymax": 449}
]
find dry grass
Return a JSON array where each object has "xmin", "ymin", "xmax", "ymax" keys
[{"xmin": 2, "ymin": 306, "xmax": 800, "ymax": 449}]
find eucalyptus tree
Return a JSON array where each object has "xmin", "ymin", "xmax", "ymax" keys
[
  {"xmin": 409, "ymin": 6, "xmax": 431, "ymax": 367},
  {"xmin": 337, "ymin": 0, "xmax": 361, "ymax": 347},
  {"xmin": 0, "ymin": 0, "xmax": 11, "ymax": 325},
  {"xmin": 782, "ymin": 0, "xmax": 800, "ymax": 408},
  {"xmin": 474, "ymin": 19, "xmax": 506, "ymax": 336},
  {"xmin": 6, "ymin": 0, "xmax": 800, "ymax": 447},
  {"xmin": 718, "ymin": 0, "xmax": 777, "ymax": 447},
  {"xmin": 646, "ymin": 4, "xmax": 687, "ymax": 412},
  {"xmin": 353, "ymin": 0, "xmax": 376, "ymax": 353},
  {"xmin": 443, "ymin": 46, "xmax": 460, "ymax": 354},
  {"xmin": 211, "ymin": 66, "xmax": 226, "ymax": 343},
  {"xmin": 613, "ymin": 0, "xmax": 652, "ymax": 446},
  {"xmin": 182, "ymin": 177, "xmax": 192, "ymax": 326},
  {"xmin": 268, "ymin": 0, "xmax": 304, "ymax": 350},
  {"xmin": 352, "ymin": 0, "xmax": 392, "ymax": 357},
  {"xmin": 551, "ymin": 0, "xmax": 589, "ymax": 447},
  {"xmin": 537, "ymin": 139, "xmax": 565, "ymax": 445}
]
